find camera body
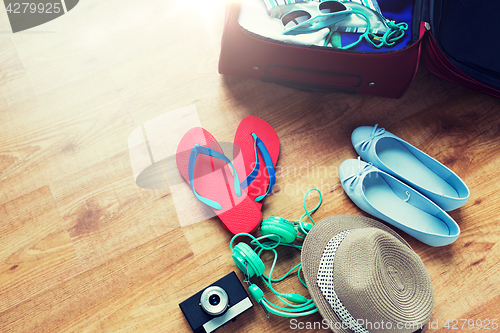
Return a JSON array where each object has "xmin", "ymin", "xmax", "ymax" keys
[{"xmin": 179, "ymin": 271, "xmax": 253, "ymax": 333}]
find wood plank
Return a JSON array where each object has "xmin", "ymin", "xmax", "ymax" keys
[
  {"xmin": 51, "ymin": 151, "xmax": 178, "ymax": 271},
  {"xmin": 0, "ymin": 70, "xmax": 136, "ymax": 207},
  {"xmin": 0, "ymin": 228, "xmax": 206, "ymax": 333},
  {"xmin": 0, "ymin": 3, "xmax": 11, "ymax": 32},
  {"xmin": 0, "ymin": 35, "xmax": 36, "ymax": 109},
  {"xmin": 11, "ymin": 0, "xmax": 207, "ymax": 96},
  {"xmin": 416, "ymin": 174, "xmax": 500, "ymax": 322},
  {"xmin": 0, "ymin": 186, "xmax": 81, "ymax": 313},
  {"xmin": 106, "ymin": 0, "xmax": 227, "ymax": 126}
]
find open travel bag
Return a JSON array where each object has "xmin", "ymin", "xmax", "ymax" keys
[{"xmin": 218, "ymin": 0, "xmax": 500, "ymax": 99}]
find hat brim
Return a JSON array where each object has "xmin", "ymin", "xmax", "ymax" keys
[{"xmin": 301, "ymin": 215, "xmax": 410, "ymax": 333}]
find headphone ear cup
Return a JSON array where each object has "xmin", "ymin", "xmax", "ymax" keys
[
  {"xmin": 260, "ymin": 219, "xmax": 297, "ymax": 244},
  {"xmin": 232, "ymin": 243, "xmax": 265, "ymax": 278}
]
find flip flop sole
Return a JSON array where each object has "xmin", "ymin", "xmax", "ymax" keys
[
  {"xmin": 176, "ymin": 127, "xmax": 261, "ymax": 234},
  {"xmin": 233, "ymin": 116, "xmax": 280, "ymax": 208}
]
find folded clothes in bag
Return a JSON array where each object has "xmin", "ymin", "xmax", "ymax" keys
[
  {"xmin": 238, "ymin": 0, "xmax": 331, "ymax": 47},
  {"xmin": 240, "ymin": 0, "xmax": 414, "ymax": 51},
  {"xmin": 273, "ymin": 1, "xmax": 390, "ymax": 35}
]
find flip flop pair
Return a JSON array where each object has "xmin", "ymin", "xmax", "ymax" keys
[{"xmin": 176, "ymin": 117, "xmax": 280, "ymax": 234}]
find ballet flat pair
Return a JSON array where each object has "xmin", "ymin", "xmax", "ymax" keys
[{"xmin": 339, "ymin": 125, "xmax": 470, "ymax": 247}]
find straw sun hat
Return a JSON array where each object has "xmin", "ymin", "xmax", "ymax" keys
[{"xmin": 302, "ymin": 215, "xmax": 434, "ymax": 333}]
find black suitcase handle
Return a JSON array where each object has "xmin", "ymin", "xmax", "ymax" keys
[
  {"xmin": 262, "ymin": 76, "xmax": 358, "ymax": 94},
  {"xmin": 262, "ymin": 64, "xmax": 361, "ymax": 94}
]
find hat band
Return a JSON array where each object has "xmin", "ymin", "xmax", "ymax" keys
[{"xmin": 317, "ymin": 229, "xmax": 372, "ymax": 333}]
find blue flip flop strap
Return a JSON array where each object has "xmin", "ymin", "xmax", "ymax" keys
[
  {"xmin": 241, "ymin": 133, "xmax": 276, "ymax": 202},
  {"xmin": 240, "ymin": 138, "xmax": 261, "ymax": 190},
  {"xmin": 188, "ymin": 144, "xmax": 241, "ymax": 210}
]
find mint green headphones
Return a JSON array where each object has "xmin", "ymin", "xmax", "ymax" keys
[{"xmin": 230, "ymin": 189, "xmax": 321, "ymax": 318}]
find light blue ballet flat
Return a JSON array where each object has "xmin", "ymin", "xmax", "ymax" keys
[
  {"xmin": 352, "ymin": 125, "xmax": 470, "ymax": 211},
  {"xmin": 339, "ymin": 158, "xmax": 460, "ymax": 246}
]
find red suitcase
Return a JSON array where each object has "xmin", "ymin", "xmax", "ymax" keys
[{"xmin": 218, "ymin": 1, "xmax": 500, "ymax": 99}]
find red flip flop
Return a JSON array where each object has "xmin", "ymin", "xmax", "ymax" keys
[
  {"xmin": 176, "ymin": 127, "xmax": 262, "ymax": 234},
  {"xmin": 233, "ymin": 116, "xmax": 280, "ymax": 210}
]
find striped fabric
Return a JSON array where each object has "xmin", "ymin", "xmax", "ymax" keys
[
  {"xmin": 262, "ymin": 0, "xmax": 382, "ymax": 15},
  {"xmin": 261, "ymin": 0, "xmax": 310, "ymax": 12},
  {"xmin": 347, "ymin": 0, "xmax": 382, "ymax": 15}
]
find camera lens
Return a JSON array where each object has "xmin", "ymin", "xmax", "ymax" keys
[
  {"xmin": 200, "ymin": 286, "xmax": 229, "ymax": 316},
  {"xmin": 209, "ymin": 294, "xmax": 220, "ymax": 306}
]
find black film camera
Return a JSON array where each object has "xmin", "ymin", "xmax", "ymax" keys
[{"xmin": 179, "ymin": 271, "xmax": 253, "ymax": 333}]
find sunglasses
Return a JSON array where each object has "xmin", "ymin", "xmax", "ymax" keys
[{"xmin": 281, "ymin": 1, "xmax": 352, "ymax": 35}]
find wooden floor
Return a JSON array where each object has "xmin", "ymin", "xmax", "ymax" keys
[{"xmin": 1, "ymin": 1, "xmax": 500, "ymax": 332}]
